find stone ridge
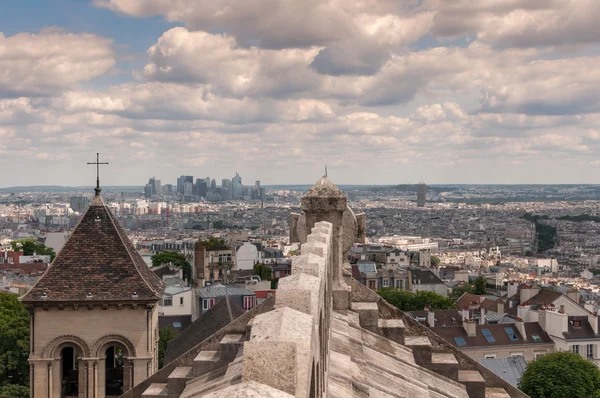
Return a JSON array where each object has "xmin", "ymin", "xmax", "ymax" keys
[{"xmin": 21, "ymin": 194, "xmax": 165, "ymax": 302}]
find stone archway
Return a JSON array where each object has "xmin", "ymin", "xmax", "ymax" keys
[
  {"xmin": 43, "ymin": 335, "xmax": 91, "ymax": 398},
  {"xmin": 91, "ymin": 335, "xmax": 136, "ymax": 397}
]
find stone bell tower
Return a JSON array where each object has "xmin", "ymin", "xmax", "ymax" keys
[
  {"xmin": 21, "ymin": 186, "xmax": 165, "ymax": 397},
  {"xmin": 290, "ymin": 176, "xmax": 366, "ymax": 308}
]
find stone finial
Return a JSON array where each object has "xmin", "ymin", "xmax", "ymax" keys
[{"xmin": 301, "ymin": 176, "xmax": 346, "ymax": 213}]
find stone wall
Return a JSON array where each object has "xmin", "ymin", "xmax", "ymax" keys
[{"xmin": 241, "ymin": 221, "xmax": 333, "ymax": 398}]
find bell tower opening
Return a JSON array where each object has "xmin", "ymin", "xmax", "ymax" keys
[
  {"xmin": 60, "ymin": 346, "xmax": 79, "ymax": 397},
  {"xmin": 105, "ymin": 346, "xmax": 125, "ymax": 397}
]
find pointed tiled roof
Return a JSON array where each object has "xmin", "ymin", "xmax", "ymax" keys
[{"xmin": 21, "ymin": 193, "xmax": 165, "ymax": 302}]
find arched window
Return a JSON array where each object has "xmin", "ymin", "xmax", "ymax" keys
[
  {"xmin": 60, "ymin": 346, "xmax": 79, "ymax": 397},
  {"xmin": 105, "ymin": 345, "xmax": 125, "ymax": 396}
]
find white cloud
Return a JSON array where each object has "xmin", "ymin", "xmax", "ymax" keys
[{"xmin": 0, "ymin": 30, "xmax": 115, "ymax": 97}]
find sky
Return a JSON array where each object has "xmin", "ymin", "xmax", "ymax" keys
[{"xmin": 2, "ymin": 0, "xmax": 600, "ymax": 186}]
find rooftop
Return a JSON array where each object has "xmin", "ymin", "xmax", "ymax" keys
[{"xmin": 21, "ymin": 193, "xmax": 164, "ymax": 302}]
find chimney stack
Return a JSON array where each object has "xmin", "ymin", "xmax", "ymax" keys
[
  {"xmin": 515, "ymin": 318, "xmax": 527, "ymax": 341},
  {"xmin": 462, "ymin": 307, "xmax": 469, "ymax": 321},
  {"xmin": 426, "ymin": 305, "xmax": 435, "ymax": 327},
  {"xmin": 589, "ymin": 312, "xmax": 599, "ymax": 336},
  {"xmin": 497, "ymin": 299, "xmax": 505, "ymax": 314},
  {"xmin": 480, "ymin": 307, "xmax": 486, "ymax": 325},
  {"xmin": 463, "ymin": 319, "xmax": 477, "ymax": 337}
]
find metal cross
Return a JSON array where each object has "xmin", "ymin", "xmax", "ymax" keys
[{"xmin": 87, "ymin": 153, "xmax": 109, "ymax": 195}]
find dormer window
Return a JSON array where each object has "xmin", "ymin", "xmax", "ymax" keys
[{"xmin": 573, "ymin": 320, "xmax": 581, "ymax": 328}]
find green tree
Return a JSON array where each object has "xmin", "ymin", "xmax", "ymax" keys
[
  {"xmin": 253, "ymin": 263, "xmax": 272, "ymax": 281},
  {"xmin": 0, "ymin": 293, "xmax": 30, "ymax": 393},
  {"xmin": 473, "ymin": 276, "xmax": 487, "ymax": 295},
  {"xmin": 449, "ymin": 284, "xmax": 475, "ymax": 301},
  {"xmin": 196, "ymin": 238, "xmax": 229, "ymax": 251},
  {"xmin": 519, "ymin": 351, "xmax": 600, "ymax": 398},
  {"xmin": 430, "ymin": 255, "xmax": 440, "ymax": 266},
  {"xmin": 0, "ymin": 384, "xmax": 29, "ymax": 398},
  {"xmin": 10, "ymin": 239, "xmax": 56, "ymax": 261},
  {"xmin": 157, "ymin": 326, "xmax": 177, "ymax": 369},
  {"xmin": 377, "ymin": 288, "xmax": 456, "ymax": 311},
  {"xmin": 151, "ymin": 251, "xmax": 192, "ymax": 282}
]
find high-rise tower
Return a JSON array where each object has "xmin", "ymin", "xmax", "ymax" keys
[{"xmin": 417, "ymin": 181, "xmax": 427, "ymax": 207}]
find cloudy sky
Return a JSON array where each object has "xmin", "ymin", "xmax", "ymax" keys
[{"xmin": 2, "ymin": 0, "xmax": 600, "ymax": 186}]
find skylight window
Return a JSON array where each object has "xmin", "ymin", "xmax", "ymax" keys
[
  {"xmin": 454, "ymin": 337, "xmax": 467, "ymax": 346},
  {"xmin": 531, "ymin": 334, "xmax": 542, "ymax": 342},
  {"xmin": 504, "ymin": 327, "xmax": 519, "ymax": 341},
  {"xmin": 482, "ymin": 328, "xmax": 496, "ymax": 343}
]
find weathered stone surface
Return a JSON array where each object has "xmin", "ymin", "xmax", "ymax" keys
[
  {"xmin": 243, "ymin": 341, "xmax": 297, "ymax": 395},
  {"xmin": 277, "ymin": 273, "xmax": 322, "ymax": 318},
  {"xmin": 202, "ymin": 381, "xmax": 294, "ymax": 398}
]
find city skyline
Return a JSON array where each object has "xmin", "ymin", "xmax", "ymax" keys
[{"xmin": 3, "ymin": 1, "xmax": 600, "ymax": 186}]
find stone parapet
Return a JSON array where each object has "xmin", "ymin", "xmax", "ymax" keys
[{"xmin": 241, "ymin": 221, "xmax": 333, "ymax": 398}]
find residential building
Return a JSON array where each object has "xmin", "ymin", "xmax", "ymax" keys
[
  {"xmin": 235, "ymin": 241, "xmax": 261, "ymax": 270},
  {"xmin": 193, "ymin": 243, "xmax": 237, "ymax": 286},
  {"xmin": 196, "ymin": 284, "xmax": 256, "ymax": 318},
  {"xmin": 408, "ymin": 268, "xmax": 448, "ymax": 297}
]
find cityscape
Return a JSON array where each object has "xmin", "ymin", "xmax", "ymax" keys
[{"xmin": 2, "ymin": 1, "xmax": 600, "ymax": 398}]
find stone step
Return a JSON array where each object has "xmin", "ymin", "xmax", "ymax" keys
[
  {"xmin": 245, "ymin": 318, "xmax": 253, "ymax": 338},
  {"xmin": 405, "ymin": 335, "xmax": 432, "ymax": 366},
  {"xmin": 141, "ymin": 382, "xmax": 168, "ymax": 398},
  {"xmin": 350, "ymin": 302, "xmax": 379, "ymax": 328},
  {"xmin": 458, "ymin": 370, "xmax": 486, "ymax": 398},
  {"xmin": 193, "ymin": 350, "xmax": 222, "ymax": 377},
  {"xmin": 485, "ymin": 387, "xmax": 511, "ymax": 398},
  {"xmin": 378, "ymin": 318, "xmax": 405, "ymax": 345},
  {"xmin": 431, "ymin": 353, "xmax": 459, "ymax": 380},
  {"xmin": 167, "ymin": 366, "xmax": 193, "ymax": 396},
  {"xmin": 220, "ymin": 333, "xmax": 246, "ymax": 361}
]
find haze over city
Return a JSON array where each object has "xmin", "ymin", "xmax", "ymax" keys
[{"xmin": 3, "ymin": 1, "xmax": 600, "ymax": 186}]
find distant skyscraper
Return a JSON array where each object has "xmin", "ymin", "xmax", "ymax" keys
[
  {"xmin": 184, "ymin": 181, "xmax": 193, "ymax": 196},
  {"xmin": 255, "ymin": 180, "xmax": 260, "ymax": 190},
  {"xmin": 210, "ymin": 178, "xmax": 217, "ymax": 189},
  {"xmin": 232, "ymin": 172, "xmax": 243, "ymax": 198},
  {"xmin": 417, "ymin": 182, "xmax": 426, "ymax": 207},
  {"xmin": 222, "ymin": 179, "xmax": 231, "ymax": 189},
  {"xmin": 144, "ymin": 184, "xmax": 153, "ymax": 199},
  {"xmin": 148, "ymin": 177, "xmax": 161, "ymax": 196},
  {"xmin": 196, "ymin": 181, "xmax": 208, "ymax": 197},
  {"xmin": 177, "ymin": 175, "xmax": 186, "ymax": 194}
]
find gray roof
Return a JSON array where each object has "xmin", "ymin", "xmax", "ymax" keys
[
  {"xmin": 357, "ymin": 261, "xmax": 377, "ymax": 274},
  {"xmin": 479, "ymin": 356, "xmax": 527, "ymax": 387},
  {"xmin": 197, "ymin": 284, "xmax": 255, "ymax": 298}
]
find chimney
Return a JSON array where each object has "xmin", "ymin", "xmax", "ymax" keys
[
  {"xmin": 480, "ymin": 307, "xmax": 486, "ymax": 325},
  {"xmin": 520, "ymin": 285, "xmax": 540, "ymax": 305},
  {"xmin": 589, "ymin": 313, "xmax": 599, "ymax": 336},
  {"xmin": 463, "ymin": 319, "xmax": 477, "ymax": 337},
  {"xmin": 538, "ymin": 308, "xmax": 547, "ymax": 330},
  {"xmin": 507, "ymin": 282, "xmax": 519, "ymax": 299},
  {"xmin": 462, "ymin": 307, "xmax": 469, "ymax": 321},
  {"xmin": 517, "ymin": 305, "xmax": 530, "ymax": 322},
  {"xmin": 515, "ymin": 318, "xmax": 527, "ymax": 341},
  {"xmin": 567, "ymin": 289, "xmax": 579, "ymax": 304},
  {"xmin": 426, "ymin": 305, "xmax": 435, "ymax": 327},
  {"xmin": 497, "ymin": 299, "xmax": 505, "ymax": 314}
]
